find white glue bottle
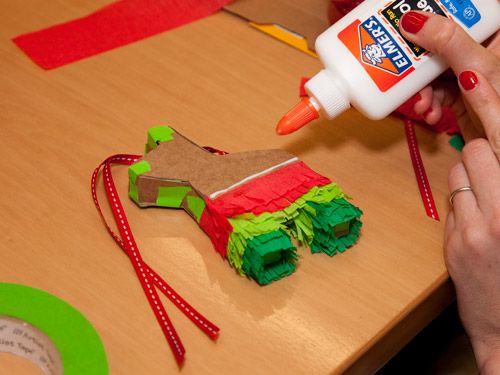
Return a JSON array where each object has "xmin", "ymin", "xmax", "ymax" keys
[{"xmin": 275, "ymin": 0, "xmax": 500, "ymax": 135}]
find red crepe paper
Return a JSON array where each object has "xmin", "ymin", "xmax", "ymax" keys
[
  {"xmin": 198, "ymin": 161, "xmax": 331, "ymax": 257},
  {"xmin": 299, "ymin": 77, "xmax": 310, "ymax": 97},
  {"xmin": 395, "ymin": 93, "xmax": 460, "ymax": 135},
  {"xmin": 211, "ymin": 161, "xmax": 331, "ymax": 217},
  {"xmin": 329, "ymin": 0, "xmax": 364, "ymax": 22},
  {"xmin": 13, "ymin": 0, "xmax": 232, "ymax": 69},
  {"xmin": 92, "ymin": 154, "xmax": 220, "ymax": 365},
  {"xmin": 199, "ymin": 199, "xmax": 233, "ymax": 258}
]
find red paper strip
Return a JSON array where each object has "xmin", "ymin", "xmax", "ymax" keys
[
  {"xmin": 91, "ymin": 154, "xmax": 220, "ymax": 365},
  {"xmin": 404, "ymin": 121, "xmax": 440, "ymax": 221},
  {"xmin": 198, "ymin": 199, "xmax": 233, "ymax": 258},
  {"xmin": 13, "ymin": 0, "xmax": 232, "ymax": 69}
]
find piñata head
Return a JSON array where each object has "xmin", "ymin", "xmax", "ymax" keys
[{"xmin": 129, "ymin": 126, "xmax": 362, "ymax": 285}]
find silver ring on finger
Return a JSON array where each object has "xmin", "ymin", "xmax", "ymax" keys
[{"xmin": 449, "ymin": 186, "xmax": 474, "ymax": 206}]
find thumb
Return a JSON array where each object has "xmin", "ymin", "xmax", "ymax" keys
[{"xmin": 398, "ymin": 11, "xmax": 498, "ymax": 77}]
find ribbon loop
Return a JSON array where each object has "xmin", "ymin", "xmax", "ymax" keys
[{"xmin": 91, "ymin": 154, "xmax": 220, "ymax": 365}]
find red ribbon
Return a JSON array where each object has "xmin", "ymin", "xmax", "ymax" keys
[
  {"xmin": 91, "ymin": 154, "xmax": 220, "ymax": 365},
  {"xmin": 404, "ymin": 121, "xmax": 440, "ymax": 221}
]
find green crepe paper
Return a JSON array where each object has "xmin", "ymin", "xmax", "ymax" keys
[
  {"xmin": 147, "ymin": 126, "xmax": 174, "ymax": 151},
  {"xmin": 226, "ymin": 183, "xmax": 348, "ymax": 273},
  {"xmin": 307, "ymin": 198, "xmax": 363, "ymax": 256},
  {"xmin": 0, "ymin": 283, "xmax": 108, "ymax": 374},
  {"xmin": 128, "ymin": 160, "xmax": 151, "ymax": 184},
  {"xmin": 241, "ymin": 230, "xmax": 297, "ymax": 285},
  {"xmin": 449, "ymin": 135, "xmax": 465, "ymax": 151},
  {"xmin": 156, "ymin": 186, "xmax": 192, "ymax": 208},
  {"xmin": 187, "ymin": 195, "xmax": 206, "ymax": 222}
]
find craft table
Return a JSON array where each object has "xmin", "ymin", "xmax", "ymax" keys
[{"xmin": 0, "ymin": 1, "xmax": 460, "ymax": 374}]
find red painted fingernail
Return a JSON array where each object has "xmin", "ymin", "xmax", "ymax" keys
[
  {"xmin": 401, "ymin": 11, "xmax": 429, "ymax": 34},
  {"xmin": 458, "ymin": 71, "xmax": 478, "ymax": 91}
]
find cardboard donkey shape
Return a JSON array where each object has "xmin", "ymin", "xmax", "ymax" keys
[{"xmin": 129, "ymin": 126, "xmax": 362, "ymax": 285}]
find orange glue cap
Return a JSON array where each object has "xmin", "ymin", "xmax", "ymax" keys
[{"xmin": 276, "ymin": 97, "xmax": 320, "ymax": 135}]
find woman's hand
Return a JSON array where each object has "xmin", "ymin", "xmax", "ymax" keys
[
  {"xmin": 400, "ymin": 11, "xmax": 500, "ymax": 373},
  {"xmin": 400, "ymin": 11, "xmax": 500, "ymax": 142}
]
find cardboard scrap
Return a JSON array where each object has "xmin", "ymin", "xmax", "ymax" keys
[{"xmin": 224, "ymin": 0, "xmax": 331, "ymax": 53}]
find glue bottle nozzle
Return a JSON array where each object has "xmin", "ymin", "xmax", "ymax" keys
[{"xmin": 275, "ymin": 97, "xmax": 319, "ymax": 136}]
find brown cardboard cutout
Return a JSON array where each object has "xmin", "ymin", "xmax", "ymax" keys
[
  {"xmin": 136, "ymin": 129, "xmax": 295, "ymax": 205},
  {"xmin": 224, "ymin": 0, "xmax": 331, "ymax": 51}
]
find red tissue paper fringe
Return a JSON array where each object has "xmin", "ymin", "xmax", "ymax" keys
[
  {"xmin": 13, "ymin": 0, "xmax": 232, "ymax": 69},
  {"xmin": 211, "ymin": 161, "xmax": 331, "ymax": 217},
  {"xmin": 198, "ymin": 161, "xmax": 332, "ymax": 258}
]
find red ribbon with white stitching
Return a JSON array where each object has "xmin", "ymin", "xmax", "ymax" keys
[
  {"xmin": 404, "ymin": 121, "xmax": 440, "ymax": 221},
  {"xmin": 91, "ymin": 154, "xmax": 220, "ymax": 365}
]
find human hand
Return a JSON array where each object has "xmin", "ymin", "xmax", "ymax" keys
[
  {"xmin": 399, "ymin": 11, "xmax": 500, "ymax": 373},
  {"xmin": 399, "ymin": 11, "xmax": 500, "ymax": 142},
  {"xmin": 445, "ymin": 140, "xmax": 500, "ymax": 373}
]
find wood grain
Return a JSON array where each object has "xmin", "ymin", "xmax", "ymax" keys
[{"xmin": 0, "ymin": 1, "xmax": 459, "ymax": 374}]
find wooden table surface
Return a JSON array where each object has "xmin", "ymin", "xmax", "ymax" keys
[{"xmin": 0, "ymin": 1, "xmax": 460, "ymax": 374}]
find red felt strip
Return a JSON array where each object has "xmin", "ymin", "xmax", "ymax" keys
[
  {"xmin": 210, "ymin": 161, "xmax": 331, "ymax": 217},
  {"xmin": 91, "ymin": 154, "xmax": 220, "ymax": 365},
  {"xmin": 13, "ymin": 0, "xmax": 232, "ymax": 69},
  {"xmin": 404, "ymin": 121, "xmax": 440, "ymax": 221}
]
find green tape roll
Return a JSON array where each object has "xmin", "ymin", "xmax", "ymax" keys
[{"xmin": 0, "ymin": 283, "xmax": 108, "ymax": 375}]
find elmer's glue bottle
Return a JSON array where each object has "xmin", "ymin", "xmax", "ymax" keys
[{"xmin": 276, "ymin": 0, "xmax": 500, "ymax": 135}]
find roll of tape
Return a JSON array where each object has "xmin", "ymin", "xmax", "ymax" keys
[{"xmin": 0, "ymin": 283, "xmax": 108, "ymax": 374}]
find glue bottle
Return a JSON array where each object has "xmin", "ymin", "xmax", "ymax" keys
[{"xmin": 276, "ymin": 0, "xmax": 500, "ymax": 135}]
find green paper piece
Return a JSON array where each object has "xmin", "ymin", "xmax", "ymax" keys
[
  {"xmin": 449, "ymin": 135, "xmax": 465, "ymax": 151},
  {"xmin": 307, "ymin": 198, "xmax": 363, "ymax": 256},
  {"xmin": 128, "ymin": 178, "xmax": 139, "ymax": 203},
  {"xmin": 156, "ymin": 186, "xmax": 192, "ymax": 208},
  {"xmin": 241, "ymin": 231, "xmax": 297, "ymax": 285},
  {"xmin": 0, "ymin": 283, "xmax": 108, "ymax": 374},
  {"xmin": 128, "ymin": 160, "xmax": 151, "ymax": 184},
  {"xmin": 147, "ymin": 126, "xmax": 174, "ymax": 151},
  {"xmin": 187, "ymin": 195, "xmax": 206, "ymax": 222}
]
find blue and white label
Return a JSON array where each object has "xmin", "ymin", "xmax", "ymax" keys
[{"xmin": 439, "ymin": 0, "xmax": 481, "ymax": 27}]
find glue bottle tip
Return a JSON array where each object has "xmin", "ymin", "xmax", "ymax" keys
[{"xmin": 275, "ymin": 98, "xmax": 319, "ymax": 135}]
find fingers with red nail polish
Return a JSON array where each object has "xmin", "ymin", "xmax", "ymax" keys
[
  {"xmin": 456, "ymin": 70, "xmax": 500, "ymax": 147},
  {"xmin": 400, "ymin": 11, "xmax": 428, "ymax": 34},
  {"xmin": 459, "ymin": 71, "xmax": 479, "ymax": 91}
]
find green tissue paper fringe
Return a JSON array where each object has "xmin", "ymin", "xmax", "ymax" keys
[
  {"xmin": 241, "ymin": 230, "xmax": 297, "ymax": 285},
  {"xmin": 226, "ymin": 183, "xmax": 362, "ymax": 279},
  {"xmin": 308, "ymin": 199, "xmax": 363, "ymax": 256}
]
